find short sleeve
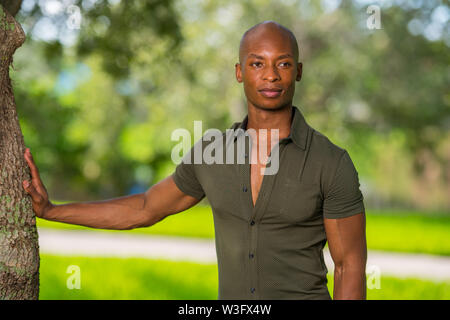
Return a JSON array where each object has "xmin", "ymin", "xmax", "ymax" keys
[
  {"xmin": 323, "ymin": 150, "xmax": 365, "ymax": 219},
  {"xmin": 171, "ymin": 144, "xmax": 206, "ymax": 200}
]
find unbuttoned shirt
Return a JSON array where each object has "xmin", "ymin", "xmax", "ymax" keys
[{"xmin": 172, "ymin": 105, "xmax": 365, "ymax": 300}]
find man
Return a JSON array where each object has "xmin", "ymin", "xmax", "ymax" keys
[{"xmin": 23, "ymin": 21, "xmax": 366, "ymax": 300}]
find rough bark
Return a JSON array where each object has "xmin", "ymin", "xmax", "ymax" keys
[
  {"xmin": 0, "ymin": 0, "xmax": 22, "ymax": 17},
  {"xmin": 0, "ymin": 4, "xmax": 40, "ymax": 299}
]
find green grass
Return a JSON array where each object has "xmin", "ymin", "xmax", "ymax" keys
[
  {"xmin": 39, "ymin": 254, "xmax": 450, "ymax": 300},
  {"xmin": 39, "ymin": 254, "xmax": 218, "ymax": 300},
  {"xmin": 366, "ymin": 209, "xmax": 450, "ymax": 256},
  {"xmin": 37, "ymin": 206, "xmax": 450, "ymax": 256}
]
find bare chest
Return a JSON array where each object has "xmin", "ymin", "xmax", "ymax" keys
[
  {"xmin": 250, "ymin": 162, "xmax": 266, "ymax": 207},
  {"xmin": 249, "ymin": 140, "xmax": 272, "ymax": 207}
]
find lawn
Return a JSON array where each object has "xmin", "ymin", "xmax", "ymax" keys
[
  {"xmin": 37, "ymin": 205, "xmax": 450, "ymax": 256},
  {"xmin": 39, "ymin": 254, "xmax": 450, "ymax": 300},
  {"xmin": 365, "ymin": 209, "xmax": 450, "ymax": 256}
]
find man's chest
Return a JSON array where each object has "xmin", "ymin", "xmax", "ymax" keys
[{"xmin": 197, "ymin": 144, "xmax": 325, "ymax": 224}]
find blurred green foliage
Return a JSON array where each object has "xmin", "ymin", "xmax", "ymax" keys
[{"xmin": 8, "ymin": 0, "xmax": 450, "ymax": 210}]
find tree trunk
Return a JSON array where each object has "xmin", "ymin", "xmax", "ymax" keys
[{"xmin": 0, "ymin": 4, "xmax": 40, "ymax": 299}]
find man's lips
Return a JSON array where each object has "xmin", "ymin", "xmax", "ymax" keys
[{"xmin": 258, "ymin": 88, "xmax": 283, "ymax": 98}]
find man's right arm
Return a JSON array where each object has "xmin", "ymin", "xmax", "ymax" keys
[{"xmin": 22, "ymin": 148, "xmax": 201, "ymax": 230}]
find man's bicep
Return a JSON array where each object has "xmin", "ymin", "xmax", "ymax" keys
[
  {"xmin": 324, "ymin": 212, "xmax": 367, "ymax": 266},
  {"xmin": 323, "ymin": 150, "xmax": 365, "ymax": 219},
  {"xmin": 143, "ymin": 175, "xmax": 202, "ymax": 223},
  {"xmin": 171, "ymin": 139, "xmax": 206, "ymax": 200}
]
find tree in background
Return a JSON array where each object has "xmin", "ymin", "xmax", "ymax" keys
[
  {"xmin": 0, "ymin": 0, "xmax": 181, "ymax": 299},
  {"xmin": 0, "ymin": 0, "xmax": 39, "ymax": 300}
]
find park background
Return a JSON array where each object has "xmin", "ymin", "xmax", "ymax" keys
[{"xmin": 8, "ymin": 0, "xmax": 450, "ymax": 299}]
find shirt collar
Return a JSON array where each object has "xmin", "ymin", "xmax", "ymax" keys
[{"xmin": 231, "ymin": 106, "xmax": 310, "ymax": 150}]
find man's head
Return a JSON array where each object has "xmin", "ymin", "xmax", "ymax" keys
[{"xmin": 235, "ymin": 21, "xmax": 302, "ymax": 111}]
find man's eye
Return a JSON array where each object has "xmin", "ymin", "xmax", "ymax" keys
[
  {"xmin": 251, "ymin": 62, "xmax": 263, "ymax": 67},
  {"xmin": 279, "ymin": 62, "xmax": 291, "ymax": 67}
]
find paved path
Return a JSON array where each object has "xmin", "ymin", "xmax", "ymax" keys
[{"xmin": 38, "ymin": 228, "xmax": 450, "ymax": 282}]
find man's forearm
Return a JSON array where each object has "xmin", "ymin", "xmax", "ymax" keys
[
  {"xmin": 333, "ymin": 264, "xmax": 366, "ymax": 300},
  {"xmin": 43, "ymin": 193, "xmax": 156, "ymax": 230}
]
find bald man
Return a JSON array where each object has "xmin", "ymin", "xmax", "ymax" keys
[{"xmin": 23, "ymin": 21, "xmax": 367, "ymax": 300}]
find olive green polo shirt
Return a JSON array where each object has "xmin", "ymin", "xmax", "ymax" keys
[{"xmin": 172, "ymin": 105, "xmax": 365, "ymax": 300}]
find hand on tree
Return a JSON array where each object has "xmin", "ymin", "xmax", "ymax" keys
[{"xmin": 22, "ymin": 148, "xmax": 53, "ymax": 218}]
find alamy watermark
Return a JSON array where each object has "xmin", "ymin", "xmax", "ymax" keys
[
  {"xmin": 367, "ymin": 265, "xmax": 381, "ymax": 290},
  {"xmin": 171, "ymin": 121, "xmax": 280, "ymax": 175},
  {"xmin": 66, "ymin": 265, "xmax": 81, "ymax": 290},
  {"xmin": 66, "ymin": 4, "xmax": 82, "ymax": 30},
  {"xmin": 366, "ymin": 5, "xmax": 382, "ymax": 30}
]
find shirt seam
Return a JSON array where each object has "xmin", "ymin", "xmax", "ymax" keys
[
  {"xmin": 326, "ymin": 149, "xmax": 347, "ymax": 197},
  {"xmin": 323, "ymin": 206, "xmax": 365, "ymax": 219},
  {"xmin": 171, "ymin": 172, "xmax": 205, "ymax": 200}
]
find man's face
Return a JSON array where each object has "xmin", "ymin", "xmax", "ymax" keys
[{"xmin": 235, "ymin": 29, "xmax": 302, "ymax": 111}]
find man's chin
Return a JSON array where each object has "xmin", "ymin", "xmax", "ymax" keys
[{"xmin": 252, "ymin": 101, "xmax": 291, "ymax": 112}]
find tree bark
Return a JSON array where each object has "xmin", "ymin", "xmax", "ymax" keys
[{"xmin": 0, "ymin": 4, "xmax": 40, "ymax": 299}]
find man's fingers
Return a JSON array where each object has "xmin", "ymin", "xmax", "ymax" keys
[
  {"xmin": 23, "ymin": 180, "xmax": 43, "ymax": 204},
  {"xmin": 24, "ymin": 148, "xmax": 35, "ymax": 166},
  {"xmin": 24, "ymin": 148, "xmax": 41, "ymax": 180},
  {"xmin": 24, "ymin": 148, "xmax": 34, "ymax": 166}
]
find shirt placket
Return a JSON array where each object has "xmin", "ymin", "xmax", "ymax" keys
[
  {"xmin": 240, "ymin": 138, "xmax": 288, "ymax": 299},
  {"xmin": 237, "ymin": 135, "xmax": 254, "ymax": 298}
]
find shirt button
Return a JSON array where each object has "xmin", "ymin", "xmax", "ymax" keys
[
  {"xmin": 243, "ymin": 186, "xmax": 247, "ymax": 192},
  {"xmin": 250, "ymin": 220, "xmax": 255, "ymax": 226},
  {"xmin": 249, "ymin": 253, "xmax": 254, "ymax": 259},
  {"xmin": 250, "ymin": 288, "xmax": 255, "ymax": 293}
]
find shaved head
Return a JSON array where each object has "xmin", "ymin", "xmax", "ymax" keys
[
  {"xmin": 239, "ymin": 21, "xmax": 299, "ymax": 63},
  {"xmin": 235, "ymin": 20, "xmax": 303, "ymax": 112}
]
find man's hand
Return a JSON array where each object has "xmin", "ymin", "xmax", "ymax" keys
[{"xmin": 22, "ymin": 148, "xmax": 53, "ymax": 218}]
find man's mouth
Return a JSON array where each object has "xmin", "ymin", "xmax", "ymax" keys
[{"xmin": 258, "ymin": 88, "xmax": 283, "ymax": 98}]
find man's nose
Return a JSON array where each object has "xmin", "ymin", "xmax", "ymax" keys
[{"xmin": 262, "ymin": 65, "xmax": 280, "ymax": 82}]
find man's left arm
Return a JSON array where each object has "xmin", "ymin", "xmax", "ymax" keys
[
  {"xmin": 322, "ymin": 150, "xmax": 367, "ymax": 300},
  {"xmin": 324, "ymin": 212, "xmax": 367, "ymax": 300}
]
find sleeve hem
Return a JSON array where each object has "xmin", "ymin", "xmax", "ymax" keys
[
  {"xmin": 172, "ymin": 173, "xmax": 205, "ymax": 200},
  {"xmin": 323, "ymin": 207, "xmax": 365, "ymax": 219}
]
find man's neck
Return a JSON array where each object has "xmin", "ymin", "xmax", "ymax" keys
[{"xmin": 246, "ymin": 103, "xmax": 293, "ymax": 141}]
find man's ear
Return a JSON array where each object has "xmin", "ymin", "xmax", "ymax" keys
[
  {"xmin": 235, "ymin": 63, "xmax": 243, "ymax": 83},
  {"xmin": 296, "ymin": 62, "xmax": 303, "ymax": 81}
]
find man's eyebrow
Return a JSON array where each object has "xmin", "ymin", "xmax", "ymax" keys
[
  {"xmin": 246, "ymin": 53, "xmax": 294, "ymax": 60},
  {"xmin": 277, "ymin": 54, "xmax": 293, "ymax": 60},
  {"xmin": 247, "ymin": 53, "xmax": 264, "ymax": 59}
]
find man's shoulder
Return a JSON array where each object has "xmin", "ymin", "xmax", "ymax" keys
[
  {"xmin": 228, "ymin": 117, "xmax": 348, "ymax": 161},
  {"xmin": 305, "ymin": 125, "xmax": 356, "ymax": 191},
  {"xmin": 308, "ymin": 126, "xmax": 347, "ymax": 165}
]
